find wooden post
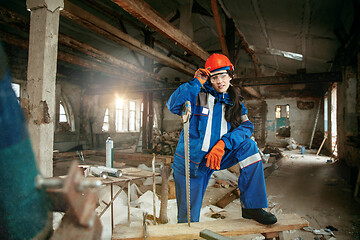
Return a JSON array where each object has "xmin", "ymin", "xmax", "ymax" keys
[
  {"xmin": 316, "ymin": 132, "xmax": 328, "ymax": 155},
  {"xmin": 159, "ymin": 165, "xmax": 171, "ymax": 224}
]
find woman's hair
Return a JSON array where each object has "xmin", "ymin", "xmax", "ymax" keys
[{"xmin": 225, "ymin": 70, "xmax": 244, "ymax": 129}]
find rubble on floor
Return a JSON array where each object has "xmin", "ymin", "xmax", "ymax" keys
[
  {"xmin": 93, "ymin": 164, "xmax": 242, "ymax": 240},
  {"xmin": 151, "ymin": 129, "xmax": 181, "ymax": 155}
]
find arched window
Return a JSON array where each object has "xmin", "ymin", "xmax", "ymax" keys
[
  {"xmin": 58, "ymin": 96, "xmax": 75, "ymax": 132},
  {"xmin": 59, "ymin": 101, "xmax": 68, "ymax": 122},
  {"xmin": 115, "ymin": 98, "xmax": 123, "ymax": 132},
  {"xmin": 102, "ymin": 108, "xmax": 109, "ymax": 132}
]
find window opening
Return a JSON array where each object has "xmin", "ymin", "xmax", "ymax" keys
[
  {"xmin": 102, "ymin": 108, "xmax": 109, "ymax": 132},
  {"xmin": 140, "ymin": 102, "xmax": 144, "ymax": 127},
  {"xmin": 275, "ymin": 104, "xmax": 290, "ymax": 138},
  {"xmin": 116, "ymin": 98, "xmax": 123, "ymax": 132},
  {"xmin": 129, "ymin": 101, "xmax": 136, "ymax": 131},
  {"xmin": 331, "ymin": 84, "xmax": 337, "ymax": 155},
  {"xmin": 59, "ymin": 101, "xmax": 68, "ymax": 122},
  {"xmin": 11, "ymin": 83, "xmax": 20, "ymax": 100}
]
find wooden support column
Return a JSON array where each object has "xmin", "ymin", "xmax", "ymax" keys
[
  {"xmin": 141, "ymin": 91, "xmax": 154, "ymax": 152},
  {"xmin": 26, "ymin": 0, "xmax": 63, "ymax": 177},
  {"xmin": 142, "ymin": 30, "xmax": 154, "ymax": 152}
]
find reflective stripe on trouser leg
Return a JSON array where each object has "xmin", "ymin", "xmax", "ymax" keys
[{"xmin": 173, "ymin": 170, "xmax": 211, "ymax": 223}]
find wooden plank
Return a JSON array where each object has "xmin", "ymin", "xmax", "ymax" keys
[
  {"xmin": 112, "ymin": 213, "xmax": 309, "ymax": 240},
  {"xmin": 62, "ymin": 0, "xmax": 195, "ymax": 76},
  {"xmin": 111, "ymin": 0, "xmax": 210, "ymax": 62}
]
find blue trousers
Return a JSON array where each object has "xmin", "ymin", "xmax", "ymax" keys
[{"xmin": 173, "ymin": 138, "xmax": 268, "ymax": 223}]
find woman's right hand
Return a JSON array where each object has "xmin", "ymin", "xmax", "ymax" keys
[{"xmin": 194, "ymin": 67, "xmax": 210, "ymax": 85}]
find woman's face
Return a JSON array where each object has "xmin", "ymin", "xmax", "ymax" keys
[{"xmin": 209, "ymin": 72, "xmax": 232, "ymax": 93}]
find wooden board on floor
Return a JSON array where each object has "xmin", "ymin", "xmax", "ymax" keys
[{"xmin": 112, "ymin": 213, "xmax": 309, "ymax": 240}]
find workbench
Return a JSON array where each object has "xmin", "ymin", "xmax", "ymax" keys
[
  {"xmin": 85, "ymin": 166, "xmax": 160, "ymax": 232},
  {"xmin": 111, "ymin": 213, "xmax": 309, "ymax": 240}
]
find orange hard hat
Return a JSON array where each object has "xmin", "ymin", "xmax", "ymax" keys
[{"xmin": 205, "ymin": 54, "xmax": 234, "ymax": 73}]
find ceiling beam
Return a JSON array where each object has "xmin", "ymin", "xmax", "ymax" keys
[
  {"xmin": 234, "ymin": 72, "xmax": 342, "ymax": 86},
  {"xmin": 111, "ymin": 0, "xmax": 210, "ymax": 61},
  {"xmin": 62, "ymin": 0, "xmax": 195, "ymax": 76},
  {"xmin": 210, "ymin": 0, "xmax": 229, "ymax": 57},
  {"xmin": 59, "ymin": 34, "xmax": 164, "ymax": 83},
  {"xmin": 0, "ymin": 7, "xmax": 165, "ymax": 83},
  {"xmin": 0, "ymin": 32, "xmax": 148, "ymax": 83}
]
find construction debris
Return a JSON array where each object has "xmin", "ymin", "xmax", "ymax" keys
[{"xmin": 151, "ymin": 129, "xmax": 181, "ymax": 155}]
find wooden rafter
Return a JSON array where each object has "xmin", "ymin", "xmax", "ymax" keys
[
  {"xmin": 0, "ymin": 32, "xmax": 144, "ymax": 83},
  {"xmin": 62, "ymin": 0, "xmax": 195, "ymax": 76},
  {"xmin": 59, "ymin": 34, "xmax": 164, "ymax": 83},
  {"xmin": 210, "ymin": 0, "xmax": 229, "ymax": 57},
  {"xmin": 111, "ymin": 0, "xmax": 210, "ymax": 61},
  {"xmin": 0, "ymin": 6, "xmax": 164, "ymax": 83}
]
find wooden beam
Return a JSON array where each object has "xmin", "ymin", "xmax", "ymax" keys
[
  {"xmin": 112, "ymin": 213, "xmax": 309, "ymax": 239},
  {"xmin": 234, "ymin": 72, "xmax": 342, "ymax": 86},
  {"xmin": 62, "ymin": 0, "xmax": 195, "ymax": 76},
  {"xmin": 59, "ymin": 34, "xmax": 164, "ymax": 83},
  {"xmin": 210, "ymin": 0, "xmax": 229, "ymax": 57},
  {"xmin": 0, "ymin": 7, "xmax": 164, "ymax": 83},
  {"xmin": 111, "ymin": 0, "xmax": 210, "ymax": 62},
  {"xmin": 0, "ymin": 31, "xmax": 142, "ymax": 82},
  {"xmin": 57, "ymin": 51, "xmax": 140, "ymax": 81}
]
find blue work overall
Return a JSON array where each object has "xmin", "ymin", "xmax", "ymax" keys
[{"xmin": 167, "ymin": 78, "xmax": 268, "ymax": 223}]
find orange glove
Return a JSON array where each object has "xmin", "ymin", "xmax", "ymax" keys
[
  {"xmin": 194, "ymin": 67, "xmax": 210, "ymax": 85},
  {"xmin": 206, "ymin": 140, "xmax": 225, "ymax": 170}
]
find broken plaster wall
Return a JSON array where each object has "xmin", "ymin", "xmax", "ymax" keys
[
  {"xmin": 265, "ymin": 98, "xmax": 324, "ymax": 147},
  {"xmin": 337, "ymin": 63, "xmax": 360, "ymax": 167}
]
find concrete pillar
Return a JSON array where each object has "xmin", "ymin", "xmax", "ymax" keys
[{"xmin": 26, "ymin": 0, "xmax": 63, "ymax": 177}]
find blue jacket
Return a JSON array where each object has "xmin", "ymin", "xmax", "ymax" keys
[{"xmin": 167, "ymin": 78, "xmax": 254, "ymax": 176}]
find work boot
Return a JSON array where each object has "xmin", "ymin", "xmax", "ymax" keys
[{"xmin": 242, "ymin": 208, "xmax": 277, "ymax": 225}]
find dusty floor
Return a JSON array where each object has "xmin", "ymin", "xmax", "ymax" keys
[
  {"xmin": 264, "ymin": 149, "xmax": 360, "ymax": 240},
  {"xmin": 201, "ymin": 149, "xmax": 360, "ymax": 240},
  {"xmin": 53, "ymin": 149, "xmax": 360, "ymax": 240}
]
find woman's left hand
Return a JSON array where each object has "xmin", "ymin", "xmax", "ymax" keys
[{"xmin": 205, "ymin": 140, "xmax": 225, "ymax": 170}]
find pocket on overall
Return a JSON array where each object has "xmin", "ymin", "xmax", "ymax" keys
[{"xmin": 192, "ymin": 105, "xmax": 209, "ymax": 137}]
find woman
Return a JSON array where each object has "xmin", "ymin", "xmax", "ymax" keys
[{"xmin": 167, "ymin": 53, "xmax": 277, "ymax": 225}]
